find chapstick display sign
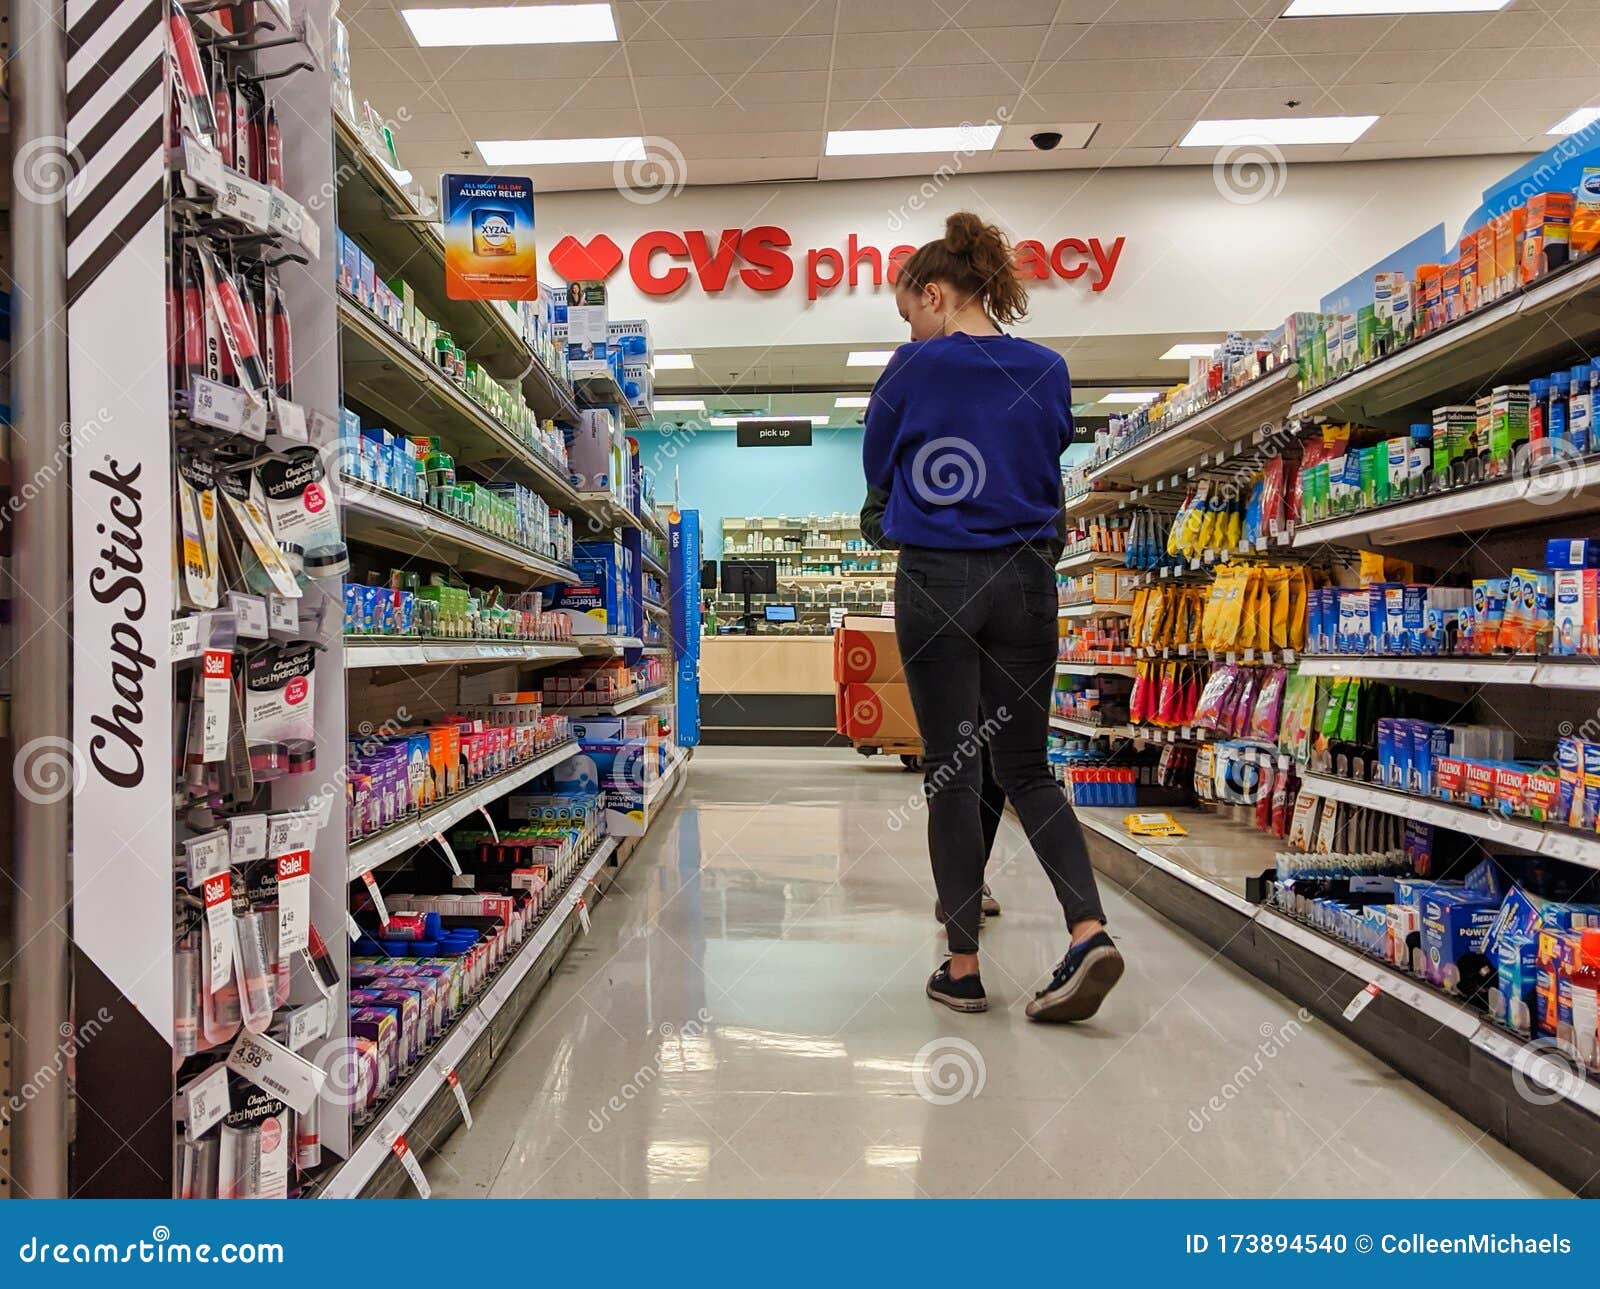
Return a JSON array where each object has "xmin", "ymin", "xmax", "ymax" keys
[
  {"xmin": 441, "ymin": 173, "xmax": 540, "ymax": 301},
  {"xmin": 546, "ymin": 227, "xmax": 1126, "ymax": 302}
]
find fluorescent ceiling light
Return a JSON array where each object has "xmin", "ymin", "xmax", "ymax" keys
[
  {"xmin": 1159, "ymin": 342, "xmax": 1220, "ymax": 360},
  {"xmin": 708, "ymin": 415, "xmax": 830, "ymax": 427},
  {"xmin": 826, "ymin": 126, "xmax": 1001, "ymax": 156},
  {"xmin": 1282, "ymin": 0, "xmax": 1508, "ymax": 13},
  {"xmin": 1100, "ymin": 391, "xmax": 1162, "ymax": 405},
  {"xmin": 402, "ymin": 3, "xmax": 617, "ymax": 47},
  {"xmin": 834, "ymin": 396, "xmax": 871, "ymax": 408},
  {"xmin": 1179, "ymin": 116, "xmax": 1378, "ymax": 147},
  {"xmin": 846, "ymin": 350, "xmax": 895, "ymax": 367},
  {"xmin": 1549, "ymin": 106, "xmax": 1600, "ymax": 136},
  {"xmin": 652, "ymin": 399, "xmax": 705, "ymax": 412},
  {"xmin": 477, "ymin": 135, "xmax": 643, "ymax": 165},
  {"xmin": 653, "ymin": 353, "xmax": 694, "ymax": 371}
]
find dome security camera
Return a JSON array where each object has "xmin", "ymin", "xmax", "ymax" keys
[{"xmin": 1030, "ymin": 131, "xmax": 1063, "ymax": 151}]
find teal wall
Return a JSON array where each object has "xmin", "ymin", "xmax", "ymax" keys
[{"xmin": 636, "ymin": 427, "xmax": 1092, "ymax": 557}]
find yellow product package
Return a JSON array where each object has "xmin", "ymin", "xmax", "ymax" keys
[
  {"xmin": 1123, "ymin": 812, "xmax": 1189, "ymax": 838},
  {"xmin": 1265, "ymin": 567, "xmax": 1292, "ymax": 649},
  {"xmin": 1287, "ymin": 568, "xmax": 1309, "ymax": 650},
  {"xmin": 1574, "ymin": 167, "xmax": 1600, "ymax": 256}
]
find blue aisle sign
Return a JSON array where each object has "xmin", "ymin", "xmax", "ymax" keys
[{"xmin": 670, "ymin": 509, "xmax": 701, "ymax": 746}]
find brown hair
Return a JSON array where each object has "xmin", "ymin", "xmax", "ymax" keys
[{"xmin": 897, "ymin": 211, "xmax": 1029, "ymax": 325}]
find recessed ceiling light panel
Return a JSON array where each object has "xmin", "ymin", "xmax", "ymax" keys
[
  {"xmin": 1179, "ymin": 116, "xmax": 1378, "ymax": 147},
  {"xmin": 402, "ymin": 3, "xmax": 618, "ymax": 47}
]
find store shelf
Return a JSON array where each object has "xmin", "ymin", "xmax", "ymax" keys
[
  {"xmin": 1296, "ymin": 654, "xmax": 1600, "ymax": 690},
  {"xmin": 643, "ymin": 598, "xmax": 668, "ymax": 616},
  {"xmin": 319, "ymin": 834, "xmax": 621, "ymax": 1198},
  {"xmin": 1058, "ymin": 602, "xmax": 1131, "ymax": 619},
  {"xmin": 1076, "ymin": 803, "xmax": 1600, "ymax": 1194},
  {"xmin": 1051, "ymin": 714, "xmax": 1212, "ymax": 743},
  {"xmin": 1290, "ymin": 252, "xmax": 1600, "ymax": 427},
  {"xmin": 339, "ymin": 300, "xmax": 582, "ymax": 508},
  {"xmin": 1075, "ymin": 366, "xmax": 1299, "ymax": 492},
  {"xmin": 347, "ymin": 740, "xmax": 580, "ymax": 881},
  {"xmin": 331, "ymin": 114, "xmax": 577, "ymax": 423},
  {"xmin": 1291, "ymin": 461, "xmax": 1600, "ymax": 548},
  {"xmin": 571, "ymin": 489, "xmax": 645, "ymax": 533},
  {"xmin": 642, "ymin": 551, "xmax": 668, "ymax": 580},
  {"xmin": 341, "ymin": 486, "xmax": 579, "ymax": 586},
  {"xmin": 1056, "ymin": 548, "xmax": 1124, "ymax": 572},
  {"xmin": 1300, "ymin": 770, "xmax": 1600, "ymax": 868},
  {"xmin": 1056, "ymin": 660, "xmax": 1138, "ymax": 678},
  {"xmin": 643, "ymin": 509, "xmax": 670, "ymax": 541},
  {"xmin": 344, "ymin": 639, "xmax": 581, "ymax": 671},
  {"xmin": 644, "ymin": 750, "xmax": 689, "ymax": 810},
  {"xmin": 571, "ymin": 364, "xmax": 643, "ymax": 429},
  {"xmin": 575, "ymin": 634, "xmax": 643, "ymax": 654},
  {"xmin": 1062, "ymin": 484, "xmax": 1133, "ymax": 521},
  {"xmin": 549, "ymin": 685, "xmax": 670, "ymax": 716}
]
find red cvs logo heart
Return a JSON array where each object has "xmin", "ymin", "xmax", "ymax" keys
[{"xmin": 547, "ymin": 234, "xmax": 623, "ymax": 282}]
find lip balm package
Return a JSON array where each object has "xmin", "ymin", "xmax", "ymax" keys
[
  {"xmin": 166, "ymin": 0, "xmax": 220, "ymax": 149},
  {"xmin": 176, "ymin": 455, "xmax": 220, "ymax": 611},
  {"xmin": 177, "ymin": 1136, "xmax": 220, "ymax": 1199},
  {"xmin": 193, "ymin": 239, "xmax": 268, "ymax": 397},
  {"xmin": 219, "ymin": 1083, "xmax": 290, "ymax": 1200},
  {"xmin": 244, "ymin": 642, "xmax": 317, "ymax": 776},
  {"xmin": 257, "ymin": 446, "xmax": 339, "ymax": 549}
]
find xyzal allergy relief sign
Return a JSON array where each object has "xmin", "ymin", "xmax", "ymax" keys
[{"xmin": 441, "ymin": 173, "xmax": 540, "ymax": 301}]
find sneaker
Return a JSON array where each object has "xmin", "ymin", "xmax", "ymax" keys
[
  {"xmin": 1025, "ymin": 931, "xmax": 1123, "ymax": 1023},
  {"xmin": 926, "ymin": 961, "xmax": 988, "ymax": 1013},
  {"xmin": 934, "ymin": 886, "xmax": 1001, "ymax": 922}
]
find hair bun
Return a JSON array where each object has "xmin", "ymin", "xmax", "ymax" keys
[{"xmin": 944, "ymin": 211, "xmax": 985, "ymax": 253}]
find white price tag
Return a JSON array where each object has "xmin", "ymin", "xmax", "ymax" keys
[
  {"xmin": 433, "ymin": 832, "xmax": 463, "ymax": 876},
  {"xmin": 183, "ymin": 829, "xmax": 230, "ymax": 888},
  {"xmin": 275, "ymin": 848, "xmax": 311, "ymax": 956},
  {"xmin": 179, "ymin": 1063, "xmax": 231, "ymax": 1141},
  {"xmin": 201, "ymin": 648, "xmax": 231, "ymax": 762},
  {"xmin": 229, "ymin": 592, "xmax": 269, "ymax": 640},
  {"xmin": 1543, "ymin": 830, "xmax": 1593, "ymax": 863},
  {"xmin": 299, "ymin": 205, "xmax": 322, "ymax": 259},
  {"xmin": 477, "ymin": 806, "xmax": 499, "ymax": 843},
  {"xmin": 389, "ymin": 1134, "xmax": 432, "ymax": 1198},
  {"xmin": 443, "ymin": 1066, "xmax": 474, "ymax": 1129},
  {"xmin": 577, "ymin": 896, "xmax": 591, "ymax": 935},
  {"xmin": 226, "ymin": 1029, "xmax": 327, "ymax": 1114},
  {"xmin": 307, "ymin": 409, "xmax": 337, "ymax": 444},
  {"xmin": 285, "ymin": 998, "xmax": 332, "ymax": 1052},
  {"xmin": 1343, "ymin": 981, "xmax": 1381, "ymax": 1022},
  {"xmin": 218, "ymin": 174, "xmax": 271, "ymax": 231},
  {"xmin": 347, "ymin": 912, "xmax": 363, "ymax": 943},
  {"xmin": 266, "ymin": 187, "xmax": 303, "ymax": 242},
  {"xmin": 185, "ymin": 141, "xmax": 227, "ymax": 196},
  {"xmin": 361, "ymin": 870, "xmax": 391, "ymax": 929},
  {"xmin": 272, "ymin": 398, "xmax": 308, "ymax": 442},
  {"xmin": 190, "ymin": 376, "xmax": 248, "ymax": 433},
  {"xmin": 228, "ymin": 813, "xmax": 268, "ymax": 864},
  {"xmin": 171, "ymin": 616, "xmax": 202, "ymax": 662},
  {"xmin": 203, "ymin": 873, "xmax": 235, "ymax": 992},
  {"xmin": 268, "ymin": 595, "xmax": 299, "ymax": 634}
]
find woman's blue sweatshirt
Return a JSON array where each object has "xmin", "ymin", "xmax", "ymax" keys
[{"xmin": 862, "ymin": 332, "xmax": 1074, "ymax": 549}]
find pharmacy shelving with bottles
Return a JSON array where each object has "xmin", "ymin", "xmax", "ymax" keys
[
  {"xmin": 715, "ymin": 511, "xmax": 894, "ymax": 633},
  {"xmin": 1054, "ymin": 171, "xmax": 1600, "ymax": 1194},
  {"xmin": 65, "ymin": 2, "xmax": 696, "ymax": 1204}
]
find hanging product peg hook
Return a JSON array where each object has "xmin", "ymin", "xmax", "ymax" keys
[
  {"xmin": 263, "ymin": 250, "xmax": 309, "ymax": 269},
  {"xmin": 241, "ymin": 59, "xmax": 315, "ymax": 83}
]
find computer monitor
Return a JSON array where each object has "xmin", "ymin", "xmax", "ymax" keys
[
  {"xmin": 701, "ymin": 559, "xmax": 719, "ymax": 591},
  {"xmin": 763, "ymin": 603, "xmax": 797, "ymax": 623},
  {"xmin": 720, "ymin": 559, "xmax": 777, "ymax": 595}
]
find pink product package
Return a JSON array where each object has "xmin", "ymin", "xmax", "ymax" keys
[{"xmin": 1249, "ymin": 667, "xmax": 1288, "ymax": 742}]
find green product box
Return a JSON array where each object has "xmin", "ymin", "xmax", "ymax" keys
[
  {"xmin": 1488, "ymin": 385, "xmax": 1531, "ymax": 467},
  {"xmin": 1357, "ymin": 305, "xmax": 1377, "ymax": 365}
]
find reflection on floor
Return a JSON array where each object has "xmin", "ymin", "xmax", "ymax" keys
[{"xmin": 429, "ymin": 747, "xmax": 1564, "ymax": 1198}]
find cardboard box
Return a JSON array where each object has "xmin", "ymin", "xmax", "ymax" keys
[
  {"xmin": 839, "ymin": 682, "xmax": 919, "ymax": 743},
  {"xmin": 834, "ymin": 615, "xmax": 905, "ymax": 684}
]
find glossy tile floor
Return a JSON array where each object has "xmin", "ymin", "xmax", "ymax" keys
[{"xmin": 431, "ymin": 748, "xmax": 1565, "ymax": 1198}]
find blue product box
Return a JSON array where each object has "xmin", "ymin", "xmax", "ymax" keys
[
  {"xmin": 1420, "ymin": 888, "xmax": 1500, "ymax": 990},
  {"xmin": 606, "ymin": 319, "xmax": 651, "ymax": 359},
  {"xmin": 1547, "ymin": 538, "xmax": 1600, "ymax": 569},
  {"xmin": 1390, "ymin": 718, "xmax": 1415, "ymax": 790},
  {"xmin": 1377, "ymin": 718, "xmax": 1397, "ymax": 787},
  {"xmin": 1495, "ymin": 933, "xmax": 1540, "ymax": 1030},
  {"xmin": 343, "ymin": 583, "xmax": 362, "ymax": 634},
  {"xmin": 1337, "ymin": 589, "xmax": 1368, "ymax": 653},
  {"xmin": 1369, "ymin": 583, "xmax": 1401, "ymax": 651},
  {"xmin": 357, "ymin": 245, "xmax": 377, "ymax": 314},
  {"xmin": 1558, "ymin": 736, "xmax": 1583, "ymax": 826},
  {"xmin": 1401, "ymin": 585, "xmax": 1427, "ymax": 653},
  {"xmin": 1486, "ymin": 885, "xmax": 1542, "ymax": 959},
  {"xmin": 338, "ymin": 230, "xmax": 359, "ymax": 298},
  {"xmin": 1538, "ymin": 903, "xmax": 1600, "ymax": 931},
  {"xmin": 1584, "ymin": 741, "xmax": 1600, "ymax": 829},
  {"xmin": 1408, "ymin": 721, "xmax": 1438, "ymax": 795},
  {"xmin": 552, "ymin": 741, "xmax": 646, "ymax": 837}
]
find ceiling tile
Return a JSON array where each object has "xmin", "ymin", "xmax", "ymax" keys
[
  {"xmin": 622, "ymin": 36, "xmax": 834, "ymax": 75},
  {"xmin": 837, "ymin": 0, "xmax": 1060, "ymax": 31},
  {"xmin": 1038, "ymin": 20, "xmax": 1257, "ymax": 62},
  {"xmin": 615, "ymin": 0, "xmax": 836, "ymax": 41},
  {"xmin": 648, "ymin": 103, "xmax": 826, "ymax": 135},
  {"xmin": 828, "ymin": 62, "xmax": 1033, "ymax": 103}
]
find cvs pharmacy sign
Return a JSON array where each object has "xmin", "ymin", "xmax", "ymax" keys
[{"xmin": 547, "ymin": 227, "xmax": 1125, "ymax": 302}]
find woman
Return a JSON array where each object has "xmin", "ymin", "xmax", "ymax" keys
[{"xmin": 862, "ymin": 212, "xmax": 1122, "ymax": 1021}]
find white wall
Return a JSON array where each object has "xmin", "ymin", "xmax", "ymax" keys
[{"xmin": 534, "ymin": 155, "xmax": 1522, "ymax": 349}]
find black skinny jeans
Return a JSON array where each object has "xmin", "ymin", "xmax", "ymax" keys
[{"xmin": 896, "ymin": 542, "xmax": 1106, "ymax": 956}]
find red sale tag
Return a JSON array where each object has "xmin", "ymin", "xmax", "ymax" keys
[
  {"xmin": 390, "ymin": 1134, "xmax": 431, "ymax": 1198},
  {"xmin": 1343, "ymin": 981, "xmax": 1381, "ymax": 1022}
]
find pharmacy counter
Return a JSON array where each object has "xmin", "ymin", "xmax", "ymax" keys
[{"xmin": 700, "ymin": 634, "xmax": 839, "ymax": 744}]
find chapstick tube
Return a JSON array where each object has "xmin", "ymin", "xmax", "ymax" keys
[
  {"xmin": 174, "ymin": 948, "xmax": 200, "ymax": 1057},
  {"xmin": 294, "ymin": 1097, "xmax": 321, "ymax": 1170},
  {"xmin": 235, "ymin": 910, "xmax": 276, "ymax": 1031}
]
